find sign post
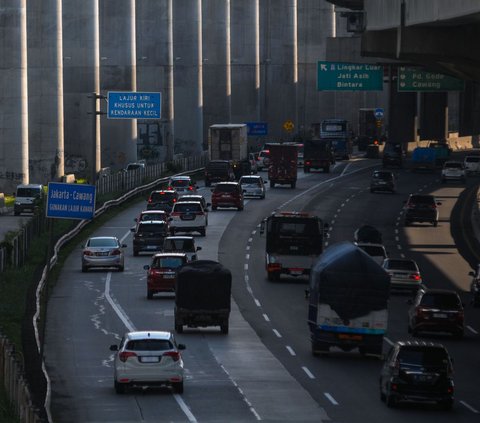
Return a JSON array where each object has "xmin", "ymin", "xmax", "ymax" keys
[{"xmin": 317, "ymin": 61, "xmax": 383, "ymax": 91}]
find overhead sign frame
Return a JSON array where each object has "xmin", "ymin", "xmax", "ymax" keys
[{"xmin": 107, "ymin": 91, "xmax": 161, "ymax": 119}]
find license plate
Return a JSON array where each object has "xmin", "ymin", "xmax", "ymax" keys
[
  {"xmin": 338, "ymin": 334, "xmax": 363, "ymax": 341},
  {"xmin": 289, "ymin": 269, "xmax": 303, "ymax": 275},
  {"xmin": 97, "ymin": 252, "xmax": 109, "ymax": 256},
  {"xmin": 146, "ymin": 245, "xmax": 158, "ymax": 250},
  {"xmin": 181, "ymin": 214, "xmax": 195, "ymax": 220},
  {"xmin": 162, "ymin": 274, "xmax": 175, "ymax": 279},
  {"xmin": 140, "ymin": 356, "xmax": 159, "ymax": 363},
  {"xmin": 433, "ymin": 313, "xmax": 447, "ymax": 318}
]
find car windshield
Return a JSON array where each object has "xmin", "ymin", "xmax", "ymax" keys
[
  {"xmin": 174, "ymin": 203, "xmax": 202, "ymax": 213},
  {"xmin": 152, "ymin": 257, "xmax": 185, "ymax": 269},
  {"xmin": 241, "ymin": 177, "xmax": 261, "ymax": 185},
  {"xmin": 164, "ymin": 239, "xmax": 195, "ymax": 252},
  {"xmin": 141, "ymin": 213, "xmax": 167, "ymax": 221},
  {"xmin": 409, "ymin": 195, "xmax": 434, "ymax": 204},
  {"xmin": 420, "ymin": 293, "xmax": 461, "ymax": 308},
  {"xmin": 373, "ymin": 172, "xmax": 393, "ymax": 180},
  {"xmin": 125, "ymin": 339, "xmax": 173, "ymax": 351},
  {"xmin": 138, "ymin": 223, "xmax": 166, "ymax": 234},
  {"xmin": 17, "ymin": 188, "xmax": 41, "ymax": 197},
  {"xmin": 465, "ymin": 156, "xmax": 480, "ymax": 163},
  {"xmin": 385, "ymin": 260, "xmax": 417, "ymax": 271},
  {"xmin": 445, "ymin": 162, "xmax": 462, "ymax": 168},
  {"xmin": 88, "ymin": 238, "xmax": 118, "ymax": 247},
  {"xmin": 150, "ymin": 192, "xmax": 176, "ymax": 202},
  {"xmin": 215, "ymin": 184, "xmax": 237, "ymax": 193},
  {"xmin": 397, "ymin": 347, "xmax": 449, "ymax": 367}
]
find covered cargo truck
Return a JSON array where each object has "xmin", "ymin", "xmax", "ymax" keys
[
  {"xmin": 308, "ymin": 242, "xmax": 390, "ymax": 357},
  {"xmin": 411, "ymin": 147, "xmax": 436, "ymax": 172},
  {"xmin": 265, "ymin": 142, "xmax": 298, "ymax": 188},
  {"xmin": 303, "ymin": 139, "xmax": 335, "ymax": 173},
  {"xmin": 208, "ymin": 124, "xmax": 250, "ymax": 179},
  {"xmin": 175, "ymin": 260, "xmax": 232, "ymax": 334}
]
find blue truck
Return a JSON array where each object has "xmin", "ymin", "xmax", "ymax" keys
[{"xmin": 411, "ymin": 147, "xmax": 436, "ymax": 172}]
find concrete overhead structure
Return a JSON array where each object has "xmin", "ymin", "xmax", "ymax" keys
[
  {"xmin": 259, "ymin": 0, "xmax": 298, "ymax": 140},
  {"xmin": 173, "ymin": 0, "xmax": 204, "ymax": 155},
  {"xmin": 100, "ymin": 0, "xmax": 138, "ymax": 170},
  {"xmin": 0, "ymin": 0, "xmax": 29, "ymax": 193},
  {"xmin": 62, "ymin": 0, "xmax": 101, "ymax": 179},
  {"xmin": 202, "ymin": 0, "xmax": 231, "ymax": 147},
  {"xmin": 27, "ymin": 0, "xmax": 65, "ymax": 184},
  {"xmin": 230, "ymin": 0, "xmax": 260, "ymax": 126},
  {"xmin": 136, "ymin": 0, "xmax": 174, "ymax": 162}
]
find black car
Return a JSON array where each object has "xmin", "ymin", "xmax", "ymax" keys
[
  {"xmin": 131, "ymin": 220, "xmax": 169, "ymax": 256},
  {"xmin": 469, "ymin": 265, "xmax": 480, "ymax": 306},
  {"xmin": 204, "ymin": 160, "xmax": 236, "ymax": 187},
  {"xmin": 370, "ymin": 170, "xmax": 396, "ymax": 193},
  {"xmin": 380, "ymin": 341, "xmax": 454, "ymax": 410},
  {"xmin": 407, "ymin": 288, "xmax": 464, "ymax": 338},
  {"xmin": 404, "ymin": 194, "xmax": 441, "ymax": 227},
  {"xmin": 147, "ymin": 189, "xmax": 179, "ymax": 212},
  {"xmin": 382, "ymin": 143, "xmax": 403, "ymax": 168}
]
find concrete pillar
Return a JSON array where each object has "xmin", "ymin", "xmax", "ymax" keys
[
  {"xmin": 100, "ymin": 0, "xmax": 137, "ymax": 170},
  {"xmin": 259, "ymin": 0, "xmax": 297, "ymax": 140},
  {"xmin": 0, "ymin": 0, "xmax": 29, "ymax": 193},
  {"xmin": 27, "ymin": 0, "xmax": 64, "ymax": 184},
  {"xmin": 173, "ymin": 0, "xmax": 204, "ymax": 155},
  {"xmin": 202, "ymin": 0, "xmax": 231, "ymax": 146},
  {"xmin": 419, "ymin": 92, "xmax": 448, "ymax": 140},
  {"xmin": 231, "ymin": 0, "xmax": 260, "ymax": 126},
  {"xmin": 389, "ymin": 82, "xmax": 416, "ymax": 144},
  {"xmin": 136, "ymin": 0, "xmax": 174, "ymax": 162},
  {"xmin": 297, "ymin": 1, "xmax": 335, "ymax": 132},
  {"xmin": 63, "ymin": 0, "xmax": 101, "ymax": 180}
]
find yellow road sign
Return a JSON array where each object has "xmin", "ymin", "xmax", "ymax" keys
[{"xmin": 283, "ymin": 120, "xmax": 294, "ymax": 132}]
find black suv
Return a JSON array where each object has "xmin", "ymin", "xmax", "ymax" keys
[
  {"xmin": 147, "ymin": 189, "xmax": 179, "ymax": 212},
  {"xmin": 408, "ymin": 288, "xmax": 464, "ymax": 338},
  {"xmin": 380, "ymin": 341, "xmax": 454, "ymax": 410},
  {"xmin": 404, "ymin": 194, "xmax": 441, "ymax": 227},
  {"xmin": 382, "ymin": 143, "xmax": 403, "ymax": 168},
  {"xmin": 204, "ymin": 160, "xmax": 235, "ymax": 187},
  {"xmin": 131, "ymin": 220, "xmax": 169, "ymax": 256},
  {"xmin": 370, "ymin": 170, "xmax": 396, "ymax": 193}
]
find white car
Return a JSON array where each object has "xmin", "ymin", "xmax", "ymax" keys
[
  {"xmin": 382, "ymin": 258, "xmax": 423, "ymax": 293},
  {"xmin": 355, "ymin": 242, "xmax": 388, "ymax": 265},
  {"xmin": 239, "ymin": 175, "xmax": 266, "ymax": 199},
  {"xmin": 464, "ymin": 155, "xmax": 480, "ymax": 175},
  {"xmin": 255, "ymin": 150, "xmax": 271, "ymax": 171},
  {"xmin": 441, "ymin": 161, "xmax": 466, "ymax": 183},
  {"xmin": 168, "ymin": 175, "xmax": 197, "ymax": 194},
  {"xmin": 81, "ymin": 236, "xmax": 127, "ymax": 272},
  {"xmin": 169, "ymin": 201, "xmax": 207, "ymax": 236},
  {"xmin": 110, "ymin": 331, "xmax": 186, "ymax": 394}
]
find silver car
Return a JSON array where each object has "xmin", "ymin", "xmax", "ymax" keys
[
  {"xmin": 110, "ymin": 331, "xmax": 186, "ymax": 394},
  {"xmin": 81, "ymin": 236, "xmax": 126, "ymax": 272},
  {"xmin": 382, "ymin": 258, "xmax": 423, "ymax": 293},
  {"xmin": 239, "ymin": 175, "xmax": 266, "ymax": 199}
]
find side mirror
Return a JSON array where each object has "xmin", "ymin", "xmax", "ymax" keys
[
  {"xmin": 121, "ymin": 244, "xmax": 127, "ymax": 248},
  {"xmin": 196, "ymin": 246, "xmax": 202, "ymax": 251},
  {"xmin": 259, "ymin": 220, "xmax": 266, "ymax": 235},
  {"xmin": 178, "ymin": 344, "xmax": 186, "ymax": 350},
  {"xmin": 134, "ymin": 217, "xmax": 138, "ymax": 222},
  {"xmin": 109, "ymin": 345, "xmax": 118, "ymax": 351},
  {"xmin": 143, "ymin": 265, "xmax": 150, "ymax": 270}
]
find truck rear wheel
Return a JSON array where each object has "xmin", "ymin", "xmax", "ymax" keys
[{"xmin": 175, "ymin": 319, "xmax": 183, "ymax": 333}]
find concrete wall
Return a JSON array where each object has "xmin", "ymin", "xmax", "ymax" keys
[
  {"xmin": 364, "ymin": 0, "xmax": 402, "ymax": 31},
  {"xmin": 0, "ymin": 0, "xmax": 29, "ymax": 193},
  {"xmin": 405, "ymin": 0, "xmax": 480, "ymax": 26}
]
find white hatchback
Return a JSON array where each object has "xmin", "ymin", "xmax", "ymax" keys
[
  {"xmin": 168, "ymin": 175, "xmax": 197, "ymax": 194},
  {"xmin": 110, "ymin": 331, "xmax": 186, "ymax": 394},
  {"xmin": 441, "ymin": 161, "xmax": 466, "ymax": 183}
]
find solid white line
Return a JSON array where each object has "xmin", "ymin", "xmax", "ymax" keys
[
  {"xmin": 302, "ymin": 367, "xmax": 315, "ymax": 379},
  {"xmin": 244, "ymin": 264, "xmax": 248, "ymax": 270},
  {"xmin": 254, "ymin": 299, "xmax": 261, "ymax": 307},
  {"xmin": 467, "ymin": 325, "xmax": 479, "ymax": 334},
  {"xmin": 460, "ymin": 400, "xmax": 479, "ymax": 413},
  {"xmin": 104, "ymin": 273, "xmax": 135, "ymax": 332},
  {"xmin": 324, "ymin": 392, "xmax": 339, "ymax": 405},
  {"xmin": 173, "ymin": 395, "xmax": 198, "ymax": 422},
  {"xmin": 273, "ymin": 329, "xmax": 282, "ymax": 338},
  {"xmin": 120, "ymin": 230, "xmax": 131, "ymax": 244},
  {"xmin": 286, "ymin": 346, "xmax": 296, "ymax": 356}
]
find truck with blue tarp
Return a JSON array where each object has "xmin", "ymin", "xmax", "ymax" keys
[
  {"xmin": 307, "ymin": 241, "xmax": 390, "ymax": 357},
  {"xmin": 411, "ymin": 147, "xmax": 436, "ymax": 172}
]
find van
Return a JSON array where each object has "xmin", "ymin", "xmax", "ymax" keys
[
  {"xmin": 14, "ymin": 184, "xmax": 44, "ymax": 216},
  {"xmin": 204, "ymin": 160, "xmax": 235, "ymax": 187}
]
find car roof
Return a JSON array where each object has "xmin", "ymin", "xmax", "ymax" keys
[
  {"xmin": 140, "ymin": 210, "xmax": 168, "ymax": 214},
  {"xmin": 152, "ymin": 252, "xmax": 188, "ymax": 259},
  {"xmin": 395, "ymin": 340, "xmax": 447, "ymax": 349},
  {"xmin": 151, "ymin": 189, "xmax": 176, "ymax": 194},
  {"xmin": 165, "ymin": 236, "xmax": 195, "ymax": 240},
  {"xmin": 170, "ymin": 175, "xmax": 191, "ymax": 180},
  {"xmin": 173, "ymin": 201, "xmax": 202, "ymax": 207},
  {"xmin": 216, "ymin": 181, "xmax": 240, "ymax": 185},
  {"xmin": 419, "ymin": 288, "xmax": 460, "ymax": 295},
  {"xmin": 240, "ymin": 175, "xmax": 262, "ymax": 179},
  {"xmin": 88, "ymin": 236, "xmax": 118, "ymax": 241},
  {"xmin": 125, "ymin": 331, "xmax": 173, "ymax": 341},
  {"xmin": 138, "ymin": 220, "xmax": 167, "ymax": 224}
]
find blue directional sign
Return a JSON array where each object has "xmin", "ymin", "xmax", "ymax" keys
[
  {"xmin": 246, "ymin": 122, "xmax": 268, "ymax": 136},
  {"xmin": 46, "ymin": 182, "xmax": 96, "ymax": 220},
  {"xmin": 374, "ymin": 108, "xmax": 384, "ymax": 119},
  {"xmin": 108, "ymin": 92, "xmax": 161, "ymax": 119}
]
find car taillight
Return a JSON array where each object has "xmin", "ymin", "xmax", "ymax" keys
[
  {"xmin": 409, "ymin": 273, "xmax": 421, "ymax": 281},
  {"xmin": 148, "ymin": 198, "xmax": 152, "ymax": 203},
  {"xmin": 407, "ymin": 203, "xmax": 415, "ymax": 209},
  {"xmin": 111, "ymin": 249, "xmax": 122, "ymax": 256},
  {"xmin": 267, "ymin": 263, "xmax": 281, "ymax": 271},
  {"xmin": 456, "ymin": 310, "xmax": 464, "ymax": 321},
  {"xmin": 430, "ymin": 204, "xmax": 437, "ymax": 209},
  {"xmin": 163, "ymin": 351, "xmax": 180, "ymax": 362},
  {"xmin": 171, "ymin": 212, "xmax": 181, "ymax": 216},
  {"xmin": 84, "ymin": 250, "xmax": 94, "ymax": 256},
  {"xmin": 188, "ymin": 186, "xmax": 194, "ymax": 191},
  {"xmin": 119, "ymin": 351, "xmax": 137, "ymax": 362},
  {"xmin": 305, "ymin": 161, "xmax": 311, "ymax": 165},
  {"xmin": 173, "ymin": 198, "xmax": 177, "ymax": 203}
]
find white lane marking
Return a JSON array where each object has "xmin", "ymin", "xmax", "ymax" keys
[
  {"xmin": 246, "ymin": 245, "xmax": 250, "ymax": 251},
  {"xmin": 467, "ymin": 325, "xmax": 478, "ymax": 335},
  {"xmin": 395, "ymin": 236, "xmax": 399, "ymax": 241},
  {"xmin": 105, "ymin": 273, "xmax": 199, "ymax": 422},
  {"xmin": 104, "ymin": 273, "xmax": 135, "ymax": 332},
  {"xmin": 397, "ymin": 245, "xmax": 402, "ymax": 250},
  {"xmin": 263, "ymin": 313, "xmax": 270, "ymax": 322},
  {"xmin": 340, "ymin": 162, "xmax": 354, "ymax": 176},
  {"xmin": 395, "ymin": 229, "xmax": 399, "ymax": 234},
  {"xmin": 246, "ymin": 254, "xmax": 250, "ymax": 260},
  {"xmin": 331, "ymin": 220, "xmax": 335, "ymax": 225},
  {"xmin": 400, "ymin": 253, "xmax": 405, "ymax": 258},
  {"xmin": 120, "ymin": 230, "xmax": 131, "ymax": 244},
  {"xmin": 254, "ymin": 299, "xmax": 261, "ymax": 307},
  {"xmin": 460, "ymin": 400, "xmax": 479, "ymax": 413},
  {"xmin": 302, "ymin": 367, "xmax": 315, "ymax": 379},
  {"xmin": 248, "ymin": 237, "xmax": 253, "ymax": 243},
  {"xmin": 337, "ymin": 208, "xmax": 341, "ymax": 213},
  {"xmin": 286, "ymin": 346, "xmax": 296, "ymax": 356},
  {"xmin": 244, "ymin": 275, "xmax": 249, "ymax": 282},
  {"xmin": 251, "ymin": 230, "xmax": 256, "ymax": 235},
  {"xmin": 324, "ymin": 392, "xmax": 339, "ymax": 405},
  {"xmin": 273, "ymin": 329, "xmax": 282, "ymax": 338},
  {"xmin": 383, "ymin": 337, "xmax": 394, "ymax": 346},
  {"xmin": 244, "ymin": 264, "xmax": 248, "ymax": 270}
]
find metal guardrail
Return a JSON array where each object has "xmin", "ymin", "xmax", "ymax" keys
[{"xmin": 0, "ymin": 153, "xmax": 208, "ymax": 423}]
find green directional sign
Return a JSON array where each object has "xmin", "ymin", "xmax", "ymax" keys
[
  {"xmin": 397, "ymin": 67, "xmax": 464, "ymax": 92},
  {"xmin": 317, "ymin": 61, "xmax": 383, "ymax": 91}
]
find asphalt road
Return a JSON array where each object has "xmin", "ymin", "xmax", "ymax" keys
[{"xmin": 43, "ymin": 155, "xmax": 480, "ymax": 422}]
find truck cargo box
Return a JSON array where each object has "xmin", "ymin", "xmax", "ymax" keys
[{"xmin": 208, "ymin": 124, "xmax": 248, "ymax": 162}]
